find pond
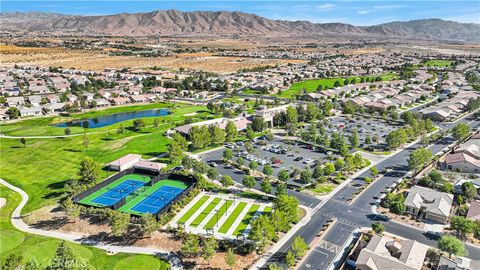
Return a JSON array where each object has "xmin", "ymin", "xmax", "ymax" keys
[{"xmin": 54, "ymin": 108, "xmax": 169, "ymax": 128}]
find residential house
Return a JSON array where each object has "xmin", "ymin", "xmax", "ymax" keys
[
  {"xmin": 466, "ymin": 200, "xmax": 480, "ymax": 221},
  {"xmin": 356, "ymin": 234, "xmax": 428, "ymax": 270},
  {"xmin": 404, "ymin": 186, "xmax": 453, "ymax": 224},
  {"xmin": 19, "ymin": 106, "xmax": 42, "ymax": 117},
  {"xmin": 6, "ymin": 97, "xmax": 24, "ymax": 107},
  {"xmin": 110, "ymin": 97, "xmax": 130, "ymax": 106}
]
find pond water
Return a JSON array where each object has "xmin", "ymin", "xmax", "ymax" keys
[{"xmin": 54, "ymin": 108, "xmax": 169, "ymax": 128}]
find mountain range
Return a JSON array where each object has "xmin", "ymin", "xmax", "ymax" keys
[{"xmin": 1, "ymin": 10, "xmax": 479, "ymax": 41}]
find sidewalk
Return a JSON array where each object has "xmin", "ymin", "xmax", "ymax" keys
[
  {"xmin": 0, "ymin": 178, "xmax": 183, "ymax": 270},
  {"xmin": 250, "ymin": 205, "xmax": 312, "ymax": 270}
]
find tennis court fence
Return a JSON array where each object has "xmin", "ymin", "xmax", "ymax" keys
[{"xmin": 73, "ymin": 168, "xmax": 138, "ymax": 203}]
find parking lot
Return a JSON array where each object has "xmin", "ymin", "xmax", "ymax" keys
[
  {"xmin": 198, "ymin": 138, "xmax": 325, "ymax": 208},
  {"xmin": 325, "ymin": 115, "xmax": 400, "ymax": 151},
  {"xmin": 202, "ymin": 137, "xmax": 341, "ymax": 180}
]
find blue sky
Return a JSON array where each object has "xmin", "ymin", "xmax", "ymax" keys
[{"xmin": 1, "ymin": 1, "xmax": 479, "ymax": 25}]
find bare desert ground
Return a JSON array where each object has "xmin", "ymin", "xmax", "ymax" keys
[{"xmin": 0, "ymin": 44, "xmax": 304, "ymax": 73}]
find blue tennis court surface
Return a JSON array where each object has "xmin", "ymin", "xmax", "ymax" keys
[
  {"xmin": 92, "ymin": 180, "xmax": 145, "ymax": 206},
  {"xmin": 131, "ymin": 186, "xmax": 185, "ymax": 214}
]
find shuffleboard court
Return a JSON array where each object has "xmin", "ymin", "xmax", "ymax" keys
[
  {"xmin": 130, "ymin": 185, "xmax": 184, "ymax": 214},
  {"xmin": 78, "ymin": 174, "xmax": 150, "ymax": 207},
  {"xmin": 177, "ymin": 196, "xmax": 210, "ymax": 224}
]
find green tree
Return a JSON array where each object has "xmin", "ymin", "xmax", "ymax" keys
[
  {"xmin": 370, "ymin": 166, "xmax": 378, "ymax": 177},
  {"xmin": 202, "ymin": 237, "xmax": 218, "ymax": 263},
  {"xmin": 348, "ymin": 130, "xmax": 359, "ymax": 148},
  {"xmin": 461, "ymin": 182, "xmax": 477, "ymax": 202},
  {"xmin": 268, "ymin": 263, "xmax": 283, "ymax": 270},
  {"xmin": 153, "ymin": 118, "xmax": 160, "ymax": 129},
  {"xmin": 263, "ymin": 165, "xmax": 273, "ymax": 176},
  {"xmin": 223, "ymin": 148, "xmax": 234, "ymax": 160},
  {"xmin": 408, "ymin": 148, "xmax": 433, "ymax": 173},
  {"xmin": 291, "ymin": 236, "xmax": 309, "ymax": 259},
  {"xmin": 450, "ymin": 216, "xmax": 475, "ymax": 239},
  {"xmin": 372, "ymin": 222, "xmax": 384, "ymax": 234},
  {"xmin": 132, "ymin": 119, "xmax": 145, "ymax": 131},
  {"xmin": 61, "ymin": 197, "xmax": 81, "ymax": 221},
  {"xmin": 260, "ymin": 179, "xmax": 273, "ymax": 194},
  {"xmin": 249, "ymin": 160, "xmax": 259, "ymax": 171},
  {"xmin": 300, "ymin": 168, "xmax": 313, "ymax": 183},
  {"xmin": 221, "ymin": 175, "xmax": 235, "ymax": 188},
  {"xmin": 181, "ymin": 233, "xmax": 200, "ymax": 257},
  {"xmin": 168, "ymin": 139, "xmax": 184, "ymax": 164},
  {"xmin": 225, "ymin": 121, "xmax": 238, "ymax": 142},
  {"xmin": 2, "ymin": 253, "xmax": 23, "ymax": 270},
  {"xmin": 225, "ymin": 248, "xmax": 236, "ymax": 269},
  {"xmin": 117, "ymin": 124, "xmax": 124, "ymax": 134},
  {"xmin": 286, "ymin": 251, "xmax": 295, "ymax": 269},
  {"xmin": 249, "ymin": 215, "xmax": 277, "ymax": 252},
  {"xmin": 242, "ymin": 124, "xmax": 253, "ymax": 140},
  {"xmin": 6, "ymin": 107, "xmax": 20, "ymax": 119},
  {"xmin": 278, "ymin": 169, "xmax": 290, "ymax": 181},
  {"xmin": 20, "ymin": 137, "xmax": 26, "ymax": 147},
  {"xmin": 271, "ymin": 210, "xmax": 291, "ymax": 232},
  {"xmin": 211, "ymin": 125, "xmax": 226, "ymax": 145},
  {"xmin": 286, "ymin": 106, "xmax": 298, "ymax": 124},
  {"xmin": 64, "ymin": 127, "xmax": 71, "ymax": 136},
  {"xmin": 274, "ymin": 195, "xmax": 299, "ymax": 223},
  {"xmin": 438, "ymin": 235, "xmax": 466, "ymax": 257},
  {"xmin": 243, "ymin": 175, "xmax": 257, "ymax": 189},
  {"xmin": 324, "ymin": 162, "xmax": 335, "ymax": 175},
  {"xmin": 452, "ymin": 123, "xmax": 470, "ymax": 141},
  {"xmin": 24, "ymin": 259, "xmax": 41, "ymax": 270},
  {"xmin": 46, "ymin": 241, "xmax": 88, "ymax": 270},
  {"xmin": 140, "ymin": 214, "xmax": 159, "ymax": 237},
  {"xmin": 78, "ymin": 157, "xmax": 100, "ymax": 185},
  {"xmin": 111, "ymin": 212, "xmax": 130, "ymax": 237},
  {"xmin": 82, "ymin": 133, "xmax": 90, "ymax": 149},
  {"xmin": 252, "ymin": 117, "xmax": 266, "ymax": 132},
  {"xmin": 275, "ymin": 182, "xmax": 288, "ymax": 196}
]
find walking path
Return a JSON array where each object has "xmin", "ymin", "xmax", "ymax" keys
[{"xmin": 0, "ymin": 178, "xmax": 183, "ymax": 270}]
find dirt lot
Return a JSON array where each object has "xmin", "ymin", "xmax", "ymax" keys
[
  {"xmin": 24, "ymin": 204, "xmax": 259, "ymax": 270},
  {"xmin": 0, "ymin": 44, "xmax": 303, "ymax": 73}
]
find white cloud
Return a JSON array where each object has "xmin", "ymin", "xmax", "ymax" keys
[
  {"xmin": 357, "ymin": 10, "xmax": 370, "ymax": 15},
  {"xmin": 316, "ymin": 4, "xmax": 336, "ymax": 10}
]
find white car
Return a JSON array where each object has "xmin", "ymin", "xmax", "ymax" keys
[{"xmin": 303, "ymin": 158, "xmax": 314, "ymax": 164}]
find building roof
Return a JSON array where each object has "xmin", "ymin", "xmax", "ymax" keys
[
  {"xmin": 466, "ymin": 200, "xmax": 480, "ymax": 221},
  {"xmin": 405, "ymin": 186, "xmax": 453, "ymax": 218},
  {"xmin": 108, "ymin": 154, "xmax": 142, "ymax": 167},
  {"xmin": 356, "ymin": 234, "xmax": 428, "ymax": 270},
  {"xmin": 133, "ymin": 161, "xmax": 166, "ymax": 172}
]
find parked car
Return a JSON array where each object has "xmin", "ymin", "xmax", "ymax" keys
[{"xmin": 294, "ymin": 156, "xmax": 304, "ymax": 161}]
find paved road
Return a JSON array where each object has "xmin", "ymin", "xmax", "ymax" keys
[
  {"xmin": 263, "ymin": 114, "xmax": 480, "ymax": 269},
  {"xmin": 0, "ymin": 178, "xmax": 183, "ymax": 270}
]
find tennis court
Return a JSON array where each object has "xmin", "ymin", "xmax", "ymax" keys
[
  {"xmin": 119, "ymin": 179, "xmax": 189, "ymax": 215},
  {"xmin": 131, "ymin": 186, "xmax": 185, "ymax": 214},
  {"xmin": 78, "ymin": 174, "xmax": 150, "ymax": 207},
  {"xmin": 92, "ymin": 180, "xmax": 145, "ymax": 206}
]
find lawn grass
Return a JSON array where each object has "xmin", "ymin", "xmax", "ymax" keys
[
  {"xmin": 422, "ymin": 59, "xmax": 455, "ymax": 68},
  {"xmin": 278, "ymin": 73, "xmax": 398, "ymax": 98},
  {"xmin": 0, "ymin": 184, "xmax": 169, "ymax": 269},
  {"xmin": 177, "ymin": 196, "xmax": 209, "ymax": 224},
  {"xmin": 0, "ymin": 103, "xmax": 214, "ymax": 213},
  {"xmin": 189, "ymin": 197, "xmax": 222, "ymax": 227},
  {"xmin": 310, "ymin": 183, "xmax": 336, "ymax": 195},
  {"xmin": 218, "ymin": 202, "xmax": 247, "ymax": 234},
  {"xmin": 203, "ymin": 200, "xmax": 234, "ymax": 230},
  {"xmin": 233, "ymin": 204, "xmax": 260, "ymax": 236}
]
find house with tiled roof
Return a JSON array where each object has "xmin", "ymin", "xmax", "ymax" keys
[
  {"xmin": 467, "ymin": 200, "xmax": 480, "ymax": 221},
  {"xmin": 405, "ymin": 186, "xmax": 453, "ymax": 224},
  {"xmin": 356, "ymin": 234, "xmax": 428, "ymax": 270}
]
